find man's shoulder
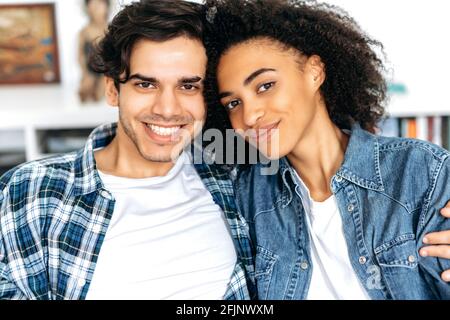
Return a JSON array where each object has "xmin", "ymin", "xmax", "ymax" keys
[{"xmin": 0, "ymin": 151, "xmax": 79, "ymax": 194}]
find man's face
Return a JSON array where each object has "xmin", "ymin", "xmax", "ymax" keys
[{"xmin": 106, "ymin": 37, "xmax": 207, "ymax": 163}]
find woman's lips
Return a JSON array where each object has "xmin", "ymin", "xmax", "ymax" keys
[{"xmin": 248, "ymin": 121, "xmax": 280, "ymax": 144}]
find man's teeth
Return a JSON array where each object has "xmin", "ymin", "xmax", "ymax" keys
[{"xmin": 147, "ymin": 124, "xmax": 181, "ymax": 136}]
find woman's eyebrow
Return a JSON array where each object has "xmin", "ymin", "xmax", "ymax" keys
[
  {"xmin": 219, "ymin": 68, "xmax": 276, "ymax": 99},
  {"xmin": 243, "ymin": 68, "xmax": 276, "ymax": 86}
]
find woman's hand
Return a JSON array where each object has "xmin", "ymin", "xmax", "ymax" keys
[{"xmin": 420, "ymin": 201, "xmax": 450, "ymax": 282}]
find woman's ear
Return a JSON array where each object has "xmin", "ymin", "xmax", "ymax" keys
[
  {"xmin": 105, "ymin": 77, "xmax": 119, "ymax": 107},
  {"xmin": 307, "ymin": 55, "xmax": 326, "ymax": 88}
]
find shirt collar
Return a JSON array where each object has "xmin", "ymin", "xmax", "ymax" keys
[{"xmin": 72, "ymin": 123, "xmax": 117, "ymax": 196}]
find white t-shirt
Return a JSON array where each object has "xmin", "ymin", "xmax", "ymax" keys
[
  {"xmin": 86, "ymin": 152, "xmax": 237, "ymax": 300},
  {"xmin": 293, "ymin": 171, "xmax": 370, "ymax": 300}
]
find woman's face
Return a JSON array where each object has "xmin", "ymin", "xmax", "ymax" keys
[
  {"xmin": 87, "ymin": 0, "xmax": 109, "ymax": 24},
  {"xmin": 217, "ymin": 39, "xmax": 324, "ymax": 159}
]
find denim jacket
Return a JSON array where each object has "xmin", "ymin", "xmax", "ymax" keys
[{"xmin": 233, "ymin": 124, "xmax": 450, "ymax": 300}]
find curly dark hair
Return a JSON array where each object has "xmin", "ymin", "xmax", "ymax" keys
[
  {"xmin": 89, "ymin": 0, "xmax": 205, "ymax": 89},
  {"xmin": 203, "ymin": 0, "xmax": 388, "ymax": 133}
]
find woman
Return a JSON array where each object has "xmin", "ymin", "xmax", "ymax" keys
[
  {"xmin": 78, "ymin": 0, "xmax": 110, "ymax": 102},
  {"xmin": 203, "ymin": 0, "xmax": 450, "ymax": 299}
]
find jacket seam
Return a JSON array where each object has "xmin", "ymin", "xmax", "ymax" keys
[{"xmin": 419, "ymin": 156, "xmax": 449, "ymax": 229}]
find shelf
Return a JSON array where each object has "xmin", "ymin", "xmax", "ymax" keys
[
  {"xmin": 0, "ymin": 86, "xmax": 118, "ymax": 130},
  {"xmin": 387, "ymin": 94, "xmax": 450, "ymax": 117},
  {"xmin": 0, "ymin": 86, "xmax": 117, "ymax": 162}
]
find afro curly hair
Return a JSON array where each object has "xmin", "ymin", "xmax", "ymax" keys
[{"xmin": 203, "ymin": 0, "xmax": 388, "ymax": 134}]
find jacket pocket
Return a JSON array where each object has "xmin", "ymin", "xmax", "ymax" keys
[
  {"xmin": 374, "ymin": 234, "xmax": 418, "ymax": 269},
  {"xmin": 374, "ymin": 234, "xmax": 423, "ymax": 299},
  {"xmin": 254, "ymin": 245, "xmax": 278, "ymax": 300}
]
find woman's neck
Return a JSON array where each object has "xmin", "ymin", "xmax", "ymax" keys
[{"xmin": 287, "ymin": 107, "xmax": 349, "ymax": 202}]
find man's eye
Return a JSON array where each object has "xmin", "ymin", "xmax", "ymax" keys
[
  {"xmin": 224, "ymin": 99, "xmax": 241, "ymax": 111},
  {"xmin": 181, "ymin": 84, "xmax": 198, "ymax": 91},
  {"xmin": 257, "ymin": 81, "xmax": 275, "ymax": 93},
  {"xmin": 136, "ymin": 82, "xmax": 155, "ymax": 89}
]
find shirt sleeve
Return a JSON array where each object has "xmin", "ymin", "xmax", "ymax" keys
[
  {"xmin": 0, "ymin": 182, "xmax": 27, "ymax": 300},
  {"xmin": 417, "ymin": 156, "xmax": 450, "ymax": 299}
]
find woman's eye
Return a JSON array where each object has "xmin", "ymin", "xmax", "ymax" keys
[
  {"xmin": 257, "ymin": 81, "xmax": 275, "ymax": 93},
  {"xmin": 224, "ymin": 99, "xmax": 241, "ymax": 111}
]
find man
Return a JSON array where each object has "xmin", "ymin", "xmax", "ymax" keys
[
  {"xmin": 0, "ymin": 0, "xmax": 252, "ymax": 300},
  {"xmin": 0, "ymin": 0, "xmax": 448, "ymax": 300}
]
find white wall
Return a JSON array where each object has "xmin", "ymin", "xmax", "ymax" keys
[{"xmin": 325, "ymin": 0, "xmax": 450, "ymax": 113}]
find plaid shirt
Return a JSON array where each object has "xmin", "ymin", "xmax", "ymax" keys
[{"xmin": 0, "ymin": 123, "xmax": 255, "ymax": 300}]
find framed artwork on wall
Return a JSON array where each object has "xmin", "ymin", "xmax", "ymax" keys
[{"xmin": 0, "ymin": 3, "xmax": 60, "ymax": 85}]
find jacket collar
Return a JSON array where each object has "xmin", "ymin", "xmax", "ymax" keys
[
  {"xmin": 279, "ymin": 123, "xmax": 384, "ymax": 205},
  {"xmin": 335, "ymin": 124, "xmax": 384, "ymax": 192}
]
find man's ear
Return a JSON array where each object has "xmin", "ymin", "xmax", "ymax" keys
[
  {"xmin": 105, "ymin": 77, "xmax": 119, "ymax": 107},
  {"xmin": 307, "ymin": 55, "xmax": 326, "ymax": 89}
]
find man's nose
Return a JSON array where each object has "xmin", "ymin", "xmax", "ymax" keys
[{"xmin": 151, "ymin": 88, "xmax": 182, "ymax": 118}]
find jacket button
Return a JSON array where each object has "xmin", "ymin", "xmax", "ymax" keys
[
  {"xmin": 335, "ymin": 176, "xmax": 343, "ymax": 183},
  {"xmin": 300, "ymin": 262, "xmax": 309, "ymax": 270},
  {"xmin": 347, "ymin": 204, "xmax": 355, "ymax": 213},
  {"xmin": 359, "ymin": 256, "xmax": 367, "ymax": 265},
  {"xmin": 408, "ymin": 255, "xmax": 416, "ymax": 263}
]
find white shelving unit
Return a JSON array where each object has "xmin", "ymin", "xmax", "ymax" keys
[
  {"xmin": 0, "ymin": 86, "xmax": 117, "ymax": 162},
  {"xmin": 388, "ymin": 95, "xmax": 450, "ymax": 118}
]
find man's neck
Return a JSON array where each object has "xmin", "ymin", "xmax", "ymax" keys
[{"xmin": 94, "ymin": 136, "xmax": 177, "ymax": 179}]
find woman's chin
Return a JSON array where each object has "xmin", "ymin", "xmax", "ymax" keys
[{"xmin": 257, "ymin": 146, "xmax": 287, "ymax": 161}]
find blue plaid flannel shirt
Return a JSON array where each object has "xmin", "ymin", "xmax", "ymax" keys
[{"xmin": 0, "ymin": 123, "xmax": 255, "ymax": 300}]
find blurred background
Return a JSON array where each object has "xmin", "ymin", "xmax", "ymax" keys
[{"xmin": 0, "ymin": 0, "xmax": 449, "ymax": 175}]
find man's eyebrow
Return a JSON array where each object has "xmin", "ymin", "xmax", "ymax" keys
[
  {"xmin": 243, "ymin": 68, "xmax": 276, "ymax": 86},
  {"xmin": 179, "ymin": 76, "xmax": 203, "ymax": 84},
  {"xmin": 125, "ymin": 74, "xmax": 203, "ymax": 85},
  {"xmin": 127, "ymin": 74, "xmax": 158, "ymax": 83},
  {"xmin": 218, "ymin": 68, "xmax": 277, "ymax": 99}
]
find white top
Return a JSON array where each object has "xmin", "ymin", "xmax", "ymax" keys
[
  {"xmin": 86, "ymin": 152, "xmax": 237, "ymax": 300},
  {"xmin": 292, "ymin": 171, "xmax": 370, "ymax": 300}
]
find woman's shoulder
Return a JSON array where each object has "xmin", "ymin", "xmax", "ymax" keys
[
  {"xmin": 377, "ymin": 135, "xmax": 449, "ymax": 162},
  {"xmin": 375, "ymin": 135, "xmax": 450, "ymax": 202}
]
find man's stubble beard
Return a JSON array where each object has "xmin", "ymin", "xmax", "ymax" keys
[
  {"xmin": 118, "ymin": 106, "xmax": 204, "ymax": 164},
  {"xmin": 118, "ymin": 108, "xmax": 179, "ymax": 163}
]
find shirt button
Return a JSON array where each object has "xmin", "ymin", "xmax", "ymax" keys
[
  {"xmin": 93, "ymin": 224, "xmax": 102, "ymax": 233},
  {"xmin": 359, "ymin": 256, "xmax": 367, "ymax": 265},
  {"xmin": 100, "ymin": 190, "xmax": 112, "ymax": 200},
  {"xmin": 77, "ymin": 279, "xmax": 86, "ymax": 287},
  {"xmin": 335, "ymin": 176, "xmax": 343, "ymax": 183},
  {"xmin": 300, "ymin": 262, "xmax": 309, "ymax": 270},
  {"xmin": 408, "ymin": 255, "xmax": 416, "ymax": 263},
  {"xmin": 347, "ymin": 204, "xmax": 355, "ymax": 213}
]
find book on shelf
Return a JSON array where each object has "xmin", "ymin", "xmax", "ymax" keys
[{"xmin": 379, "ymin": 116, "xmax": 450, "ymax": 150}]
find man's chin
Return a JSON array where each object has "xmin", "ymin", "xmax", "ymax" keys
[{"xmin": 139, "ymin": 145, "xmax": 186, "ymax": 164}]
